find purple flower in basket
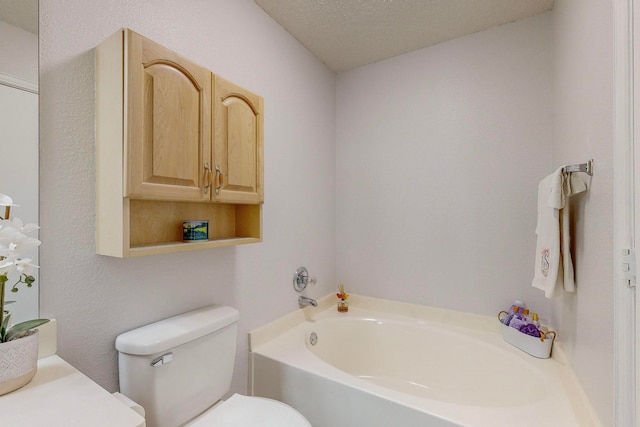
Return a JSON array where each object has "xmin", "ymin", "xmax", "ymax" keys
[{"xmin": 519, "ymin": 323, "xmax": 541, "ymax": 338}]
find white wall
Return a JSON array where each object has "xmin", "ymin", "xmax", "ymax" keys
[
  {"xmin": 336, "ymin": 5, "xmax": 614, "ymax": 424},
  {"xmin": 336, "ymin": 13, "xmax": 554, "ymax": 318},
  {"xmin": 0, "ymin": 20, "xmax": 37, "ymax": 84},
  {"xmin": 551, "ymin": 0, "xmax": 614, "ymax": 424},
  {"xmin": 38, "ymin": 1, "xmax": 615, "ymax": 423},
  {"xmin": 39, "ymin": 0, "xmax": 336, "ymax": 394}
]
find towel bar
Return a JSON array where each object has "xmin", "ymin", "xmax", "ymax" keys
[{"xmin": 563, "ymin": 159, "xmax": 593, "ymax": 176}]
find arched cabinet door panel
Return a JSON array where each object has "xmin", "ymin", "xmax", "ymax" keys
[
  {"xmin": 213, "ymin": 76, "xmax": 264, "ymax": 204},
  {"xmin": 127, "ymin": 30, "xmax": 212, "ymax": 201}
]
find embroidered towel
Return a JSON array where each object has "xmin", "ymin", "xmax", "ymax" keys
[{"xmin": 532, "ymin": 168, "xmax": 586, "ymax": 298}]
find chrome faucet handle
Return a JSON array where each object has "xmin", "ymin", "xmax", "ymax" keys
[{"xmin": 293, "ymin": 267, "xmax": 316, "ymax": 292}]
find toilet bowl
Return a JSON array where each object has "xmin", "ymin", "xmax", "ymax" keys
[
  {"xmin": 115, "ymin": 305, "xmax": 311, "ymax": 427},
  {"xmin": 185, "ymin": 394, "xmax": 310, "ymax": 426}
]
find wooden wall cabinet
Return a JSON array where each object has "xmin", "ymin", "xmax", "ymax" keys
[{"xmin": 96, "ymin": 29, "xmax": 263, "ymax": 257}]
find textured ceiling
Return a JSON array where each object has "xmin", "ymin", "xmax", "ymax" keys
[
  {"xmin": 0, "ymin": 0, "xmax": 38, "ymax": 34},
  {"xmin": 255, "ymin": 0, "xmax": 553, "ymax": 72}
]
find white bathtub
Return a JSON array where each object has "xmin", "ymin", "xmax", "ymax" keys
[{"xmin": 249, "ymin": 295, "xmax": 599, "ymax": 427}]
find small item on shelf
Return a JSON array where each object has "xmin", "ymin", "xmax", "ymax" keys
[
  {"xmin": 182, "ymin": 220, "xmax": 208, "ymax": 241},
  {"xmin": 502, "ymin": 300, "xmax": 525, "ymax": 325},
  {"xmin": 531, "ymin": 313, "xmax": 541, "ymax": 327},
  {"xmin": 519, "ymin": 323, "xmax": 541, "ymax": 338},
  {"xmin": 508, "ymin": 306, "xmax": 527, "ymax": 330},
  {"xmin": 336, "ymin": 284, "xmax": 349, "ymax": 313}
]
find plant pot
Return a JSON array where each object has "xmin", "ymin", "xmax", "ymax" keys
[{"xmin": 0, "ymin": 331, "xmax": 39, "ymax": 395}]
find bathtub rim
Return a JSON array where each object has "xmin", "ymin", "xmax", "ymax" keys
[
  {"xmin": 248, "ymin": 293, "xmax": 601, "ymax": 427},
  {"xmin": 249, "ymin": 293, "xmax": 500, "ymax": 351}
]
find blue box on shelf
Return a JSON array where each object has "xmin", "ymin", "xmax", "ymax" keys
[{"xmin": 182, "ymin": 220, "xmax": 208, "ymax": 242}]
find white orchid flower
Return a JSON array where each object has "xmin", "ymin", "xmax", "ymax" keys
[
  {"xmin": 14, "ymin": 258, "xmax": 38, "ymax": 276},
  {"xmin": 0, "ymin": 226, "xmax": 38, "ymax": 252},
  {"xmin": 0, "ymin": 213, "xmax": 40, "ymax": 278},
  {"xmin": 0, "ymin": 219, "xmax": 17, "ymax": 232},
  {"xmin": 0, "ymin": 194, "xmax": 44, "ymax": 343},
  {"xmin": 5, "ymin": 235, "xmax": 40, "ymax": 260},
  {"xmin": 0, "ymin": 258, "xmax": 14, "ymax": 275},
  {"xmin": 0, "ymin": 194, "xmax": 18, "ymax": 207},
  {"xmin": 9, "ymin": 217, "xmax": 39, "ymax": 234},
  {"xmin": 0, "ymin": 220, "xmax": 21, "ymax": 240},
  {"xmin": 0, "ymin": 226, "xmax": 23, "ymax": 258}
]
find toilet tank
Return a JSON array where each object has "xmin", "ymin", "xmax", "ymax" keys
[{"xmin": 115, "ymin": 305, "xmax": 239, "ymax": 427}]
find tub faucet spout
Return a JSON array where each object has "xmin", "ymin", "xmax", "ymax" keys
[{"xmin": 298, "ymin": 296, "xmax": 317, "ymax": 308}]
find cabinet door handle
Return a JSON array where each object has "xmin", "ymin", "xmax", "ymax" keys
[
  {"xmin": 215, "ymin": 164, "xmax": 224, "ymax": 195},
  {"xmin": 203, "ymin": 163, "xmax": 213, "ymax": 194}
]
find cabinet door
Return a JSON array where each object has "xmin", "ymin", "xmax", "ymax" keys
[
  {"xmin": 126, "ymin": 30, "xmax": 212, "ymax": 201},
  {"xmin": 213, "ymin": 76, "xmax": 264, "ymax": 204}
]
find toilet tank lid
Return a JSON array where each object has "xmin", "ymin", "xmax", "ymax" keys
[{"xmin": 115, "ymin": 305, "xmax": 239, "ymax": 355}]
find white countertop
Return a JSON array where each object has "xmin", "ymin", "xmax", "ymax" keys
[{"xmin": 0, "ymin": 355, "xmax": 145, "ymax": 427}]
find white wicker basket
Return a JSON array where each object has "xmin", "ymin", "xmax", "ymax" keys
[{"xmin": 498, "ymin": 312, "xmax": 555, "ymax": 359}]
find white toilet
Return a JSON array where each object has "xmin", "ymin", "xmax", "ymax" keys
[{"xmin": 115, "ymin": 305, "xmax": 311, "ymax": 427}]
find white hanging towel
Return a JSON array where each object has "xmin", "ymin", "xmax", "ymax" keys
[{"xmin": 532, "ymin": 167, "xmax": 587, "ymax": 298}]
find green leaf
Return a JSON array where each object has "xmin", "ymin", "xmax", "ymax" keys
[
  {"xmin": 1, "ymin": 312, "xmax": 11, "ymax": 341},
  {"xmin": 5, "ymin": 319, "xmax": 50, "ymax": 342}
]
